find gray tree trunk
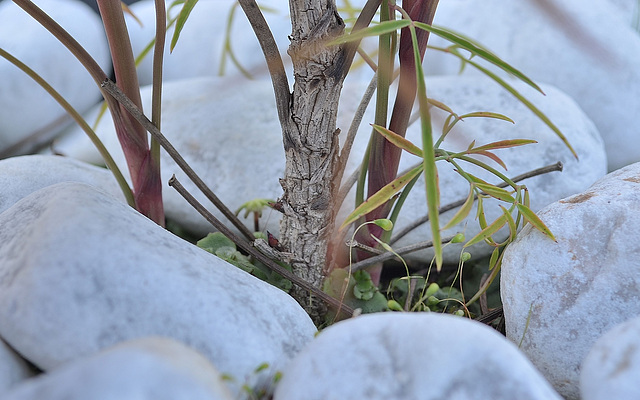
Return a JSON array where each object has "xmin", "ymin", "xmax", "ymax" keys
[{"xmin": 280, "ymin": 0, "xmax": 346, "ymax": 322}]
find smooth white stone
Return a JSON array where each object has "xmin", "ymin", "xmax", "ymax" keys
[
  {"xmin": 424, "ymin": 0, "xmax": 640, "ymax": 171},
  {"xmin": 4, "ymin": 337, "xmax": 233, "ymax": 400},
  {"xmin": 605, "ymin": 0, "xmax": 640, "ymax": 24},
  {"xmin": 0, "ymin": 339, "xmax": 36, "ymax": 395},
  {"xmin": 501, "ymin": 162, "xmax": 640, "ymax": 399},
  {"xmin": 0, "ymin": 155, "xmax": 125, "ymax": 215},
  {"xmin": 273, "ymin": 313, "xmax": 562, "ymax": 400},
  {"xmin": 580, "ymin": 315, "xmax": 640, "ymax": 400},
  {"xmin": 346, "ymin": 76, "xmax": 607, "ymax": 263},
  {"xmin": 0, "ymin": 182, "xmax": 316, "ymax": 394},
  {"xmin": 0, "ymin": 0, "xmax": 110, "ymax": 156}
]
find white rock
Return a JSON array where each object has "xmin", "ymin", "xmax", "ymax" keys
[
  {"xmin": 4, "ymin": 337, "xmax": 233, "ymax": 400},
  {"xmin": 0, "ymin": 0, "xmax": 110, "ymax": 156},
  {"xmin": 273, "ymin": 313, "xmax": 562, "ymax": 400},
  {"xmin": 349, "ymin": 76, "xmax": 607, "ymax": 263},
  {"xmin": 0, "ymin": 339, "xmax": 36, "ymax": 395},
  {"xmin": 0, "ymin": 182, "xmax": 316, "ymax": 394},
  {"xmin": 424, "ymin": 0, "xmax": 640, "ymax": 171},
  {"xmin": 580, "ymin": 315, "xmax": 640, "ymax": 400},
  {"xmin": 605, "ymin": 0, "xmax": 640, "ymax": 25},
  {"xmin": 501, "ymin": 162, "xmax": 640, "ymax": 399},
  {"xmin": 0, "ymin": 155, "xmax": 125, "ymax": 215},
  {"xmin": 125, "ymin": 0, "xmax": 291, "ymax": 86}
]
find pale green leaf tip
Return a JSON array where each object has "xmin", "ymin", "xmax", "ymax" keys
[{"xmin": 374, "ymin": 218, "xmax": 393, "ymax": 231}]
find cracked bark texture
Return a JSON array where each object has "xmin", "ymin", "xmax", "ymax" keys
[{"xmin": 280, "ymin": 0, "xmax": 346, "ymax": 321}]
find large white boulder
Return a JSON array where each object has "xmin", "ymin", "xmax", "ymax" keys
[
  {"xmin": 425, "ymin": 0, "xmax": 640, "ymax": 171},
  {"xmin": 501, "ymin": 162, "xmax": 640, "ymax": 399},
  {"xmin": 4, "ymin": 337, "xmax": 233, "ymax": 400},
  {"xmin": 0, "ymin": 0, "xmax": 109, "ymax": 156},
  {"xmin": 0, "ymin": 339, "xmax": 36, "ymax": 395},
  {"xmin": 0, "ymin": 155, "xmax": 125, "ymax": 215},
  {"xmin": 273, "ymin": 313, "xmax": 562, "ymax": 400},
  {"xmin": 580, "ymin": 315, "xmax": 640, "ymax": 400},
  {"xmin": 0, "ymin": 182, "xmax": 316, "ymax": 394}
]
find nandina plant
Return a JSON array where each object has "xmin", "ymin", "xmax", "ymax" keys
[{"xmin": 2, "ymin": 0, "xmax": 570, "ymax": 324}]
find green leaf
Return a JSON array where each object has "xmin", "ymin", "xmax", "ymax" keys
[
  {"xmin": 410, "ymin": 24, "xmax": 443, "ymax": 270},
  {"xmin": 374, "ymin": 218, "xmax": 394, "ymax": 232},
  {"xmin": 371, "ymin": 124, "xmax": 423, "ymax": 156},
  {"xmin": 170, "ymin": 0, "xmax": 199, "ymax": 53},
  {"xmin": 328, "ymin": 19, "xmax": 411, "ymax": 45},
  {"xmin": 441, "ymin": 187, "xmax": 475, "ymax": 230},
  {"xmin": 458, "ymin": 111, "xmax": 515, "ymax": 123},
  {"xmin": 475, "ymin": 182, "xmax": 516, "ymax": 203},
  {"xmin": 340, "ymin": 165, "xmax": 423, "ymax": 230},
  {"xmin": 196, "ymin": 232, "xmax": 236, "ymax": 253},
  {"xmin": 464, "ymin": 213, "xmax": 508, "ymax": 247},
  {"xmin": 414, "ymin": 22, "xmax": 543, "ymax": 94},
  {"xmin": 469, "ymin": 139, "xmax": 537, "ymax": 152},
  {"xmin": 500, "ymin": 205, "xmax": 518, "ymax": 242},
  {"xmin": 517, "ymin": 203, "xmax": 557, "ymax": 241}
]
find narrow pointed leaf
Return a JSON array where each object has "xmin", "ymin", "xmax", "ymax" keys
[
  {"xmin": 340, "ymin": 166, "xmax": 423, "ymax": 231},
  {"xmin": 458, "ymin": 111, "xmax": 515, "ymax": 123},
  {"xmin": 475, "ymin": 182, "xmax": 516, "ymax": 203},
  {"xmin": 329, "ymin": 19, "xmax": 411, "ymax": 45},
  {"xmin": 427, "ymin": 97, "xmax": 456, "ymax": 115},
  {"xmin": 517, "ymin": 203, "xmax": 557, "ymax": 241},
  {"xmin": 441, "ymin": 186, "xmax": 475, "ymax": 230},
  {"xmin": 464, "ymin": 213, "xmax": 507, "ymax": 248},
  {"xmin": 473, "ymin": 150, "xmax": 508, "ymax": 170},
  {"xmin": 410, "ymin": 24, "xmax": 442, "ymax": 270},
  {"xmin": 371, "ymin": 124, "xmax": 423, "ymax": 157},
  {"xmin": 500, "ymin": 205, "xmax": 518, "ymax": 242},
  {"xmin": 470, "ymin": 139, "xmax": 537, "ymax": 152},
  {"xmin": 170, "ymin": 0, "xmax": 198, "ymax": 52}
]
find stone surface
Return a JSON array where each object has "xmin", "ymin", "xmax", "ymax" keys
[
  {"xmin": 605, "ymin": 0, "xmax": 640, "ymax": 24},
  {"xmin": 501, "ymin": 162, "xmax": 640, "ymax": 399},
  {"xmin": 0, "ymin": 0, "xmax": 109, "ymax": 156},
  {"xmin": 273, "ymin": 313, "xmax": 562, "ymax": 400},
  {"xmin": 352, "ymin": 76, "xmax": 607, "ymax": 263},
  {"xmin": 125, "ymin": 0, "xmax": 291, "ymax": 86},
  {"xmin": 580, "ymin": 315, "xmax": 640, "ymax": 400},
  {"xmin": 424, "ymin": 0, "xmax": 640, "ymax": 171},
  {"xmin": 0, "ymin": 339, "xmax": 36, "ymax": 395},
  {"xmin": 0, "ymin": 155, "xmax": 125, "ymax": 215},
  {"xmin": 4, "ymin": 337, "xmax": 233, "ymax": 400},
  {"xmin": 0, "ymin": 182, "xmax": 316, "ymax": 394}
]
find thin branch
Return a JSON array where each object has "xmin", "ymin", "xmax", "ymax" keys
[
  {"xmin": 346, "ymin": 234, "xmax": 456, "ymax": 272},
  {"xmin": 100, "ymin": 78, "xmax": 256, "ymax": 241},
  {"xmin": 169, "ymin": 175, "xmax": 355, "ymax": 317},
  {"xmin": 237, "ymin": 0, "xmax": 291, "ymax": 126},
  {"xmin": 335, "ymin": 72, "xmax": 378, "ymax": 194},
  {"xmin": 390, "ymin": 161, "xmax": 564, "ymax": 244},
  {"xmin": 334, "ymin": 0, "xmax": 383, "ymax": 80}
]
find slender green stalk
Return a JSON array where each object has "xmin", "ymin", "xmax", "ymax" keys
[
  {"xmin": 0, "ymin": 47, "xmax": 135, "ymax": 207},
  {"xmin": 97, "ymin": 0, "xmax": 165, "ymax": 225}
]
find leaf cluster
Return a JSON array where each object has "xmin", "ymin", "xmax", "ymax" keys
[{"xmin": 197, "ymin": 232, "xmax": 292, "ymax": 292}]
